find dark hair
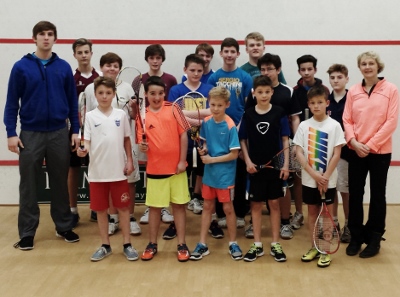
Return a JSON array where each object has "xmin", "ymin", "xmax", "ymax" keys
[
  {"xmin": 144, "ymin": 76, "xmax": 166, "ymax": 92},
  {"xmin": 184, "ymin": 54, "xmax": 205, "ymax": 68},
  {"xmin": 253, "ymin": 75, "xmax": 273, "ymax": 90},
  {"xmin": 145, "ymin": 44, "xmax": 166, "ymax": 62},
  {"xmin": 99, "ymin": 52, "xmax": 123, "ymax": 68},
  {"xmin": 32, "ymin": 21, "xmax": 57, "ymax": 40},
  {"xmin": 220, "ymin": 37, "xmax": 239, "ymax": 52},
  {"xmin": 72, "ymin": 38, "xmax": 93, "ymax": 53},
  {"xmin": 94, "ymin": 76, "xmax": 116, "ymax": 92},
  {"xmin": 195, "ymin": 43, "xmax": 214, "ymax": 56},
  {"xmin": 297, "ymin": 55, "xmax": 317, "ymax": 69},
  {"xmin": 307, "ymin": 85, "xmax": 328, "ymax": 101},
  {"xmin": 327, "ymin": 63, "xmax": 349, "ymax": 76},
  {"xmin": 257, "ymin": 53, "xmax": 282, "ymax": 70}
]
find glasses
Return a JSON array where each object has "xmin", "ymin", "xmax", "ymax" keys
[{"xmin": 262, "ymin": 67, "xmax": 276, "ymax": 72}]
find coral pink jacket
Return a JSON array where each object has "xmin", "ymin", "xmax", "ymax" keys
[{"xmin": 343, "ymin": 78, "xmax": 399, "ymax": 154}]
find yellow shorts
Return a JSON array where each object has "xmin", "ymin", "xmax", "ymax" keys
[{"xmin": 146, "ymin": 172, "xmax": 190, "ymax": 207}]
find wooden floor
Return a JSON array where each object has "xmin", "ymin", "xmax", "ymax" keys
[{"xmin": 1, "ymin": 204, "xmax": 399, "ymax": 297}]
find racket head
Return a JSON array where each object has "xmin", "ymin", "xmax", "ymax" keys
[
  {"xmin": 78, "ymin": 92, "xmax": 86, "ymax": 148},
  {"xmin": 116, "ymin": 66, "xmax": 142, "ymax": 109},
  {"xmin": 172, "ymin": 92, "xmax": 205, "ymax": 147},
  {"xmin": 270, "ymin": 144, "xmax": 302, "ymax": 172},
  {"xmin": 313, "ymin": 193, "xmax": 340, "ymax": 254}
]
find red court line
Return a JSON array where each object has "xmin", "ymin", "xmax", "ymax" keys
[{"xmin": 1, "ymin": 38, "xmax": 400, "ymax": 46}]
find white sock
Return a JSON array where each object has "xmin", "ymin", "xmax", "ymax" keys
[
  {"xmin": 254, "ymin": 242, "xmax": 262, "ymax": 247},
  {"xmin": 70, "ymin": 207, "xmax": 78, "ymax": 214},
  {"xmin": 229, "ymin": 241, "xmax": 237, "ymax": 246},
  {"xmin": 211, "ymin": 213, "xmax": 217, "ymax": 221}
]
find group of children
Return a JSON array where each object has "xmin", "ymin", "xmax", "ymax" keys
[{"xmin": 7, "ymin": 22, "xmax": 353, "ymax": 269}]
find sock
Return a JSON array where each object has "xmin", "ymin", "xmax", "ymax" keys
[
  {"xmin": 281, "ymin": 218, "xmax": 290, "ymax": 225},
  {"xmin": 254, "ymin": 242, "xmax": 262, "ymax": 247},
  {"xmin": 229, "ymin": 241, "xmax": 238, "ymax": 246},
  {"xmin": 333, "ymin": 216, "xmax": 339, "ymax": 223},
  {"xmin": 199, "ymin": 242, "xmax": 207, "ymax": 247},
  {"xmin": 70, "ymin": 207, "xmax": 78, "ymax": 214},
  {"xmin": 211, "ymin": 213, "xmax": 217, "ymax": 221},
  {"xmin": 271, "ymin": 242, "xmax": 278, "ymax": 246},
  {"xmin": 101, "ymin": 244, "xmax": 111, "ymax": 250},
  {"xmin": 110, "ymin": 214, "xmax": 119, "ymax": 222},
  {"xmin": 123, "ymin": 243, "xmax": 132, "ymax": 249}
]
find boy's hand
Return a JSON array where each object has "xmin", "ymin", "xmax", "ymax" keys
[
  {"xmin": 245, "ymin": 160, "xmax": 257, "ymax": 174},
  {"xmin": 176, "ymin": 161, "xmax": 186, "ymax": 174},
  {"xmin": 77, "ymin": 147, "xmax": 88, "ymax": 157},
  {"xmin": 128, "ymin": 97, "xmax": 138, "ymax": 119},
  {"xmin": 200, "ymin": 154, "xmax": 213, "ymax": 164},
  {"xmin": 8, "ymin": 136, "xmax": 24, "ymax": 155},
  {"xmin": 280, "ymin": 169, "xmax": 289, "ymax": 180},
  {"xmin": 139, "ymin": 142, "xmax": 148, "ymax": 152},
  {"xmin": 124, "ymin": 161, "xmax": 134, "ymax": 176},
  {"xmin": 197, "ymin": 146, "xmax": 207, "ymax": 156},
  {"xmin": 71, "ymin": 133, "xmax": 80, "ymax": 152}
]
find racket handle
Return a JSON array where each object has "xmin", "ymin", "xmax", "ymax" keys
[
  {"xmin": 80, "ymin": 140, "xmax": 86, "ymax": 166},
  {"xmin": 304, "ymin": 108, "xmax": 310, "ymax": 120},
  {"xmin": 193, "ymin": 147, "xmax": 197, "ymax": 168}
]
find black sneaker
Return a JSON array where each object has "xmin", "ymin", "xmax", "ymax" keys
[
  {"xmin": 270, "ymin": 243, "xmax": 287, "ymax": 262},
  {"xmin": 56, "ymin": 230, "xmax": 80, "ymax": 243},
  {"xmin": 13, "ymin": 236, "xmax": 34, "ymax": 250},
  {"xmin": 244, "ymin": 244, "xmax": 264, "ymax": 262},
  {"xmin": 162, "ymin": 222, "xmax": 177, "ymax": 240},
  {"xmin": 90, "ymin": 210, "xmax": 97, "ymax": 222},
  {"xmin": 208, "ymin": 220, "xmax": 224, "ymax": 239},
  {"xmin": 71, "ymin": 213, "xmax": 80, "ymax": 229}
]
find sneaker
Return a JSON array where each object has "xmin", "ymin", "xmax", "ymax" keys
[
  {"xmin": 56, "ymin": 230, "xmax": 80, "ymax": 243},
  {"xmin": 141, "ymin": 242, "xmax": 158, "ymax": 261},
  {"xmin": 71, "ymin": 213, "xmax": 80, "ymax": 229},
  {"xmin": 140, "ymin": 208, "xmax": 149, "ymax": 224},
  {"xmin": 341, "ymin": 225, "xmax": 351, "ymax": 243},
  {"xmin": 244, "ymin": 224, "xmax": 254, "ymax": 239},
  {"xmin": 108, "ymin": 218, "xmax": 119, "ymax": 235},
  {"xmin": 13, "ymin": 236, "xmax": 34, "ymax": 250},
  {"xmin": 161, "ymin": 208, "xmax": 174, "ymax": 223},
  {"xmin": 237, "ymin": 217, "xmax": 245, "ymax": 229},
  {"xmin": 243, "ymin": 244, "xmax": 264, "ymax": 262},
  {"xmin": 91, "ymin": 246, "xmax": 112, "ymax": 262},
  {"xmin": 209, "ymin": 220, "xmax": 224, "ymax": 239},
  {"xmin": 187, "ymin": 199, "xmax": 195, "ymax": 211},
  {"xmin": 270, "ymin": 243, "xmax": 287, "ymax": 262},
  {"xmin": 162, "ymin": 222, "xmax": 177, "ymax": 240},
  {"xmin": 317, "ymin": 253, "xmax": 331, "ymax": 268},
  {"xmin": 130, "ymin": 217, "xmax": 141, "ymax": 235},
  {"xmin": 218, "ymin": 217, "xmax": 227, "ymax": 228},
  {"xmin": 301, "ymin": 247, "xmax": 320, "ymax": 262},
  {"xmin": 290, "ymin": 211, "xmax": 304, "ymax": 230},
  {"xmin": 193, "ymin": 199, "xmax": 203, "ymax": 214},
  {"xmin": 190, "ymin": 243, "xmax": 210, "ymax": 260},
  {"xmin": 229, "ymin": 243, "xmax": 243, "ymax": 260},
  {"xmin": 280, "ymin": 224, "xmax": 294, "ymax": 240},
  {"xmin": 90, "ymin": 210, "xmax": 97, "ymax": 222},
  {"xmin": 177, "ymin": 243, "xmax": 190, "ymax": 262},
  {"xmin": 124, "ymin": 245, "xmax": 139, "ymax": 261}
]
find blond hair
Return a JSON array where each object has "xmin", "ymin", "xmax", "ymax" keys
[
  {"xmin": 208, "ymin": 86, "xmax": 231, "ymax": 102},
  {"xmin": 244, "ymin": 32, "xmax": 265, "ymax": 46},
  {"xmin": 357, "ymin": 51, "xmax": 385, "ymax": 73}
]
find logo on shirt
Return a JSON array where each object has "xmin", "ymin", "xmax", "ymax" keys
[
  {"xmin": 256, "ymin": 122, "xmax": 270, "ymax": 134},
  {"xmin": 115, "ymin": 120, "xmax": 120, "ymax": 127},
  {"xmin": 149, "ymin": 124, "xmax": 155, "ymax": 129},
  {"xmin": 94, "ymin": 123, "xmax": 101, "ymax": 127}
]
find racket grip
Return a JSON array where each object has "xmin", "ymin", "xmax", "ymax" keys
[{"xmin": 79, "ymin": 140, "xmax": 86, "ymax": 166}]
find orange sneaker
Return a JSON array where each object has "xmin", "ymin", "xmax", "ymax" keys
[
  {"xmin": 177, "ymin": 243, "xmax": 190, "ymax": 262},
  {"xmin": 141, "ymin": 242, "xmax": 157, "ymax": 261}
]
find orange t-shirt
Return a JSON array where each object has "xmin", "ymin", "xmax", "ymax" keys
[{"xmin": 136, "ymin": 102, "xmax": 187, "ymax": 175}]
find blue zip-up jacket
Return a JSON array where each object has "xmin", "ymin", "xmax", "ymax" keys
[{"xmin": 4, "ymin": 53, "xmax": 79, "ymax": 138}]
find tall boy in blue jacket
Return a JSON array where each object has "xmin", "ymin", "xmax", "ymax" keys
[{"xmin": 4, "ymin": 21, "xmax": 80, "ymax": 250}]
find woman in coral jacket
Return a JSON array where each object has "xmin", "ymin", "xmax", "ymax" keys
[{"xmin": 343, "ymin": 51, "xmax": 399, "ymax": 258}]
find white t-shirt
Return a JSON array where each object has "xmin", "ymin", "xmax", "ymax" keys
[
  {"xmin": 85, "ymin": 108, "xmax": 131, "ymax": 182},
  {"xmin": 293, "ymin": 116, "xmax": 346, "ymax": 188}
]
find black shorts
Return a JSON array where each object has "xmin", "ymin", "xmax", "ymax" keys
[
  {"xmin": 248, "ymin": 169, "xmax": 284, "ymax": 202},
  {"xmin": 302, "ymin": 186, "xmax": 336, "ymax": 205}
]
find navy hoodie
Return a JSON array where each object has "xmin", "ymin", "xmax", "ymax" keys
[{"xmin": 4, "ymin": 53, "xmax": 78, "ymax": 137}]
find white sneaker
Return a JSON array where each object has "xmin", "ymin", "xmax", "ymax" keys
[
  {"xmin": 161, "ymin": 208, "xmax": 174, "ymax": 223},
  {"xmin": 140, "ymin": 208, "xmax": 149, "ymax": 224},
  {"xmin": 237, "ymin": 217, "xmax": 245, "ymax": 229},
  {"xmin": 193, "ymin": 199, "xmax": 203, "ymax": 214},
  {"xmin": 290, "ymin": 211, "xmax": 304, "ymax": 230},
  {"xmin": 187, "ymin": 199, "xmax": 195, "ymax": 211},
  {"xmin": 218, "ymin": 217, "xmax": 227, "ymax": 228},
  {"xmin": 108, "ymin": 218, "xmax": 119, "ymax": 235},
  {"xmin": 245, "ymin": 224, "xmax": 254, "ymax": 239},
  {"xmin": 130, "ymin": 217, "xmax": 141, "ymax": 235}
]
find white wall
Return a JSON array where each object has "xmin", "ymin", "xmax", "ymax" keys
[{"xmin": 1, "ymin": 0, "xmax": 400, "ymax": 203}]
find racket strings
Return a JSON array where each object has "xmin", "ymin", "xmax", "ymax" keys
[
  {"xmin": 272, "ymin": 145, "xmax": 302, "ymax": 172},
  {"xmin": 313, "ymin": 212, "xmax": 340, "ymax": 254}
]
